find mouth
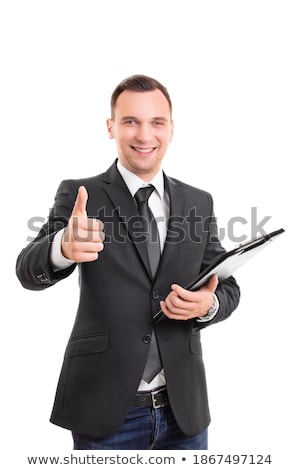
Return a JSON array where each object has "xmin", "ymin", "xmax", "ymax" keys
[{"xmin": 130, "ymin": 146, "xmax": 157, "ymax": 156}]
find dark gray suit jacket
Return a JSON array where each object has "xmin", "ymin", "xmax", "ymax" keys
[{"xmin": 16, "ymin": 160, "xmax": 240, "ymax": 439}]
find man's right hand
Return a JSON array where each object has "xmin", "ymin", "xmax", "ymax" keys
[{"xmin": 61, "ymin": 186, "xmax": 105, "ymax": 262}]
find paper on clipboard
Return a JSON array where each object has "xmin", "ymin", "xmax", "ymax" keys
[{"xmin": 153, "ymin": 228, "xmax": 285, "ymax": 321}]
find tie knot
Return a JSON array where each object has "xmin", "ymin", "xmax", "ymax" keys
[{"xmin": 134, "ymin": 185, "xmax": 155, "ymax": 204}]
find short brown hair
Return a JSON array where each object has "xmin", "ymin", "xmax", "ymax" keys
[{"xmin": 110, "ymin": 74, "xmax": 172, "ymax": 119}]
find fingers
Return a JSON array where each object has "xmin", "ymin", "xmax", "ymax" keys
[
  {"xmin": 71, "ymin": 217, "xmax": 104, "ymax": 241},
  {"xmin": 170, "ymin": 275, "xmax": 218, "ymax": 299},
  {"xmin": 62, "ymin": 219, "xmax": 105, "ymax": 262},
  {"xmin": 160, "ymin": 276, "xmax": 219, "ymax": 321},
  {"xmin": 160, "ymin": 299, "xmax": 192, "ymax": 321},
  {"xmin": 169, "ymin": 284, "xmax": 195, "ymax": 302},
  {"xmin": 61, "ymin": 186, "xmax": 105, "ymax": 263},
  {"xmin": 160, "ymin": 286, "xmax": 197, "ymax": 320}
]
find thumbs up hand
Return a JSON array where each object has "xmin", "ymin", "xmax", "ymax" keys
[{"xmin": 61, "ymin": 186, "xmax": 105, "ymax": 262}]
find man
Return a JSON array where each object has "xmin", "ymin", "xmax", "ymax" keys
[{"xmin": 16, "ymin": 75, "xmax": 240, "ymax": 450}]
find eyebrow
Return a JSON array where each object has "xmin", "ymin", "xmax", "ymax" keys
[
  {"xmin": 120, "ymin": 116, "xmax": 169, "ymax": 122},
  {"xmin": 120, "ymin": 116, "xmax": 137, "ymax": 122}
]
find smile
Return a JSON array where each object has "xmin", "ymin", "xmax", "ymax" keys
[{"xmin": 131, "ymin": 146, "xmax": 156, "ymax": 154}]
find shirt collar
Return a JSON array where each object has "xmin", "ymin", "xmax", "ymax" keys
[{"xmin": 117, "ymin": 160, "xmax": 164, "ymax": 199}]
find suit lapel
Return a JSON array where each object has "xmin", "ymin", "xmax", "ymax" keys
[{"xmin": 102, "ymin": 162, "xmax": 152, "ymax": 279}]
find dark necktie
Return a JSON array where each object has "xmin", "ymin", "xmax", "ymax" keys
[{"xmin": 134, "ymin": 186, "xmax": 162, "ymax": 383}]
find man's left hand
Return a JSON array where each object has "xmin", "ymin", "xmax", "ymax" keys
[{"xmin": 160, "ymin": 274, "xmax": 219, "ymax": 321}]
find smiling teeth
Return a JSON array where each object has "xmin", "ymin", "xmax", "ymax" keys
[{"xmin": 134, "ymin": 147, "xmax": 154, "ymax": 153}]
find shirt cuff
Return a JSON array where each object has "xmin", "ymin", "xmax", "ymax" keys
[
  {"xmin": 50, "ymin": 229, "xmax": 75, "ymax": 270},
  {"xmin": 196, "ymin": 293, "xmax": 219, "ymax": 323}
]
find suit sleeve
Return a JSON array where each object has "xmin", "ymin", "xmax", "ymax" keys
[
  {"xmin": 195, "ymin": 195, "xmax": 241, "ymax": 328},
  {"xmin": 16, "ymin": 180, "xmax": 78, "ymax": 290}
]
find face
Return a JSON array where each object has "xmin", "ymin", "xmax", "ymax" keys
[{"xmin": 107, "ymin": 89, "xmax": 174, "ymax": 181}]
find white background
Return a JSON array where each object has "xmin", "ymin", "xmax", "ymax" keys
[{"xmin": 1, "ymin": 0, "xmax": 299, "ymax": 468}]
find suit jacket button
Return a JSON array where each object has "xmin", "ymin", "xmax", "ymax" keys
[
  {"xmin": 142, "ymin": 334, "xmax": 152, "ymax": 344},
  {"xmin": 152, "ymin": 290, "xmax": 160, "ymax": 300}
]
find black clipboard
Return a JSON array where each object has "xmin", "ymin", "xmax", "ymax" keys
[{"xmin": 153, "ymin": 228, "xmax": 285, "ymax": 322}]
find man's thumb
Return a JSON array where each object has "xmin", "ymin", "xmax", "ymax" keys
[
  {"xmin": 207, "ymin": 274, "xmax": 219, "ymax": 292},
  {"xmin": 71, "ymin": 186, "xmax": 88, "ymax": 217}
]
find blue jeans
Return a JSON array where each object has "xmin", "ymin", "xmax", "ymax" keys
[{"xmin": 72, "ymin": 404, "xmax": 208, "ymax": 450}]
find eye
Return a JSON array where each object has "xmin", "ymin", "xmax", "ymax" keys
[
  {"xmin": 124, "ymin": 119, "xmax": 136, "ymax": 125},
  {"xmin": 152, "ymin": 120, "xmax": 165, "ymax": 127}
]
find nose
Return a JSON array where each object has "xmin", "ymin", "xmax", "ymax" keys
[{"xmin": 135, "ymin": 123, "xmax": 152, "ymax": 143}]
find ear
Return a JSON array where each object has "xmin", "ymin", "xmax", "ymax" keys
[
  {"xmin": 170, "ymin": 120, "xmax": 174, "ymax": 142},
  {"xmin": 106, "ymin": 118, "xmax": 115, "ymax": 139}
]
